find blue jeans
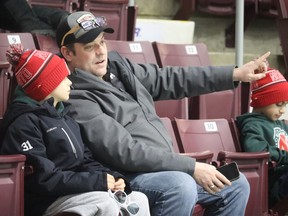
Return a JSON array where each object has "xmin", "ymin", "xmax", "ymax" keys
[{"xmin": 126, "ymin": 171, "xmax": 250, "ymax": 216}]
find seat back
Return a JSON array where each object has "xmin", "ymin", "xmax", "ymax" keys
[
  {"xmin": 159, "ymin": 117, "xmax": 183, "ymax": 153},
  {"xmin": 0, "ymin": 33, "xmax": 36, "ymax": 61},
  {"xmin": 275, "ymin": 0, "xmax": 288, "ymax": 18},
  {"xmin": 0, "ymin": 62, "xmax": 11, "ymax": 124},
  {"xmin": 275, "ymin": 0, "xmax": 288, "ymax": 78},
  {"xmin": 276, "ymin": 18, "xmax": 288, "ymax": 79},
  {"xmin": 127, "ymin": 5, "xmax": 138, "ymax": 41},
  {"xmin": 33, "ymin": 33, "xmax": 59, "ymax": 54},
  {"xmin": 27, "ymin": 0, "xmax": 79, "ymax": 12},
  {"xmin": 83, "ymin": 0, "xmax": 129, "ymax": 40},
  {"xmin": 0, "ymin": 33, "xmax": 36, "ymax": 121},
  {"xmin": 174, "ymin": 118, "xmax": 270, "ymax": 216},
  {"xmin": 196, "ymin": 0, "xmax": 257, "ymax": 16},
  {"xmin": 153, "ymin": 42, "xmax": 211, "ymax": 68},
  {"xmin": 106, "ymin": 40, "xmax": 158, "ymax": 64},
  {"xmin": 0, "ymin": 154, "xmax": 26, "ymax": 216},
  {"xmin": 158, "ymin": 120, "xmax": 206, "ymax": 216},
  {"xmin": 196, "ymin": 0, "xmax": 236, "ymax": 16},
  {"xmin": 174, "ymin": 118, "xmax": 236, "ymax": 161},
  {"xmin": 228, "ymin": 118, "xmax": 244, "ymax": 152},
  {"xmin": 192, "ymin": 88, "xmax": 241, "ymax": 120},
  {"xmin": 258, "ymin": 0, "xmax": 278, "ymax": 18}
]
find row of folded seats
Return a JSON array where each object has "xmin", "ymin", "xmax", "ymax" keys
[
  {"xmin": 174, "ymin": 0, "xmax": 278, "ymax": 21},
  {"xmin": 0, "ymin": 32, "xmax": 279, "ymax": 216},
  {"xmin": 0, "ymin": 32, "xmax": 251, "ymax": 123},
  {"xmin": 173, "ymin": 0, "xmax": 278, "ymax": 48},
  {"xmin": 25, "ymin": 0, "xmax": 137, "ymax": 41}
]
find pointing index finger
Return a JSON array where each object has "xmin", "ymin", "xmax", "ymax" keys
[{"xmin": 256, "ymin": 51, "xmax": 270, "ymax": 63}]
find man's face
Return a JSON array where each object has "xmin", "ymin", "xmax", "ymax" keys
[{"xmin": 68, "ymin": 32, "xmax": 108, "ymax": 78}]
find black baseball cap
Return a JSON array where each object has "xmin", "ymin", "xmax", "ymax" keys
[{"xmin": 56, "ymin": 11, "xmax": 114, "ymax": 47}]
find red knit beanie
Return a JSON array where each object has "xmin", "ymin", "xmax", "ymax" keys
[
  {"xmin": 6, "ymin": 44, "xmax": 70, "ymax": 101},
  {"xmin": 250, "ymin": 68, "xmax": 288, "ymax": 108}
]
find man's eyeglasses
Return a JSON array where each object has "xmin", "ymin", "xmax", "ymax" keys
[
  {"xmin": 60, "ymin": 16, "xmax": 107, "ymax": 46},
  {"xmin": 108, "ymin": 190, "xmax": 140, "ymax": 216}
]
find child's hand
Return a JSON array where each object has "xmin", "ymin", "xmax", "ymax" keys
[
  {"xmin": 113, "ymin": 178, "xmax": 126, "ymax": 191},
  {"xmin": 107, "ymin": 173, "xmax": 116, "ymax": 190}
]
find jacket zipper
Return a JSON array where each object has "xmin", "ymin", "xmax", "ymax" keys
[{"xmin": 61, "ymin": 128, "xmax": 77, "ymax": 158}]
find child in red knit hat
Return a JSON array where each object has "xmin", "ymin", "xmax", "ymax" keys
[
  {"xmin": 237, "ymin": 68, "xmax": 288, "ymax": 209},
  {"xmin": 0, "ymin": 44, "xmax": 150, "ymax": 216}
]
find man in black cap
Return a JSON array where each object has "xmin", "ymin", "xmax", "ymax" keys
[{"xmin": 56, "ymin": 11, "xmax": 270, "ymax": 216}]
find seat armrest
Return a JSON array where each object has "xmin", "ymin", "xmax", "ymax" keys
[
  {"xmin": 0, "ymin": 154, "xmax": 26, "ymax": 163},
  {"xmin": 217, "ymin": 151, "xmax": 270, "ymax": 162},
  {"xmin": 180, "ymin": 150, "xmax": 213, "ymax": 163}
]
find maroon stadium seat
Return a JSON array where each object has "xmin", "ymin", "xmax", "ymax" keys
[
  {"xmin": 0, "ymin": 154, "xmax": 26, "ymax": 216},
  {"xmin": 32, "ymin": 33, "xmax": 59, "ymax": 54},
  {"xmin": 83, "ymin": 0, "xmax": 129, "ymax": 40},
  {"xmin": 27, "ymin": 0, "xmax": 79, "ymax": 12},
  {"xmin": 174, "ymin": 118, "xmax": 271, "ymax": 216},
  {"xmin": 0, "ymin": 33, "xmax": 36, "ymax": 120},
  {"xmin": 275, "ymin": 0, "xmax": 288, "ymax": 78}
]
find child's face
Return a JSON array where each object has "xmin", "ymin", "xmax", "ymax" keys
[
  {"xmin": 259, "ymin": 101, "xmax": 288, "ymax": 121},
  {"xmin": 49, "ymin": 77, "xmax": 72, "ymax": 106}
]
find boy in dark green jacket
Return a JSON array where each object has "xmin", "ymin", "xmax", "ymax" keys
[{"xmin": 237, "ymin": 68, "xmax": 288, "ymax": 207}]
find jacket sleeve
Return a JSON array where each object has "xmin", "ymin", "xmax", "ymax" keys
[
  {"xmin": 1, "ymin": 116, "xmax": 113, "ymax": 196},
  {"xmin": 240, "ymin": 121, "xmax": 288, "ymax": 165},
  {"xmin": 120, "ymin": 57, "xmax": 237, "ymax": 100},
  {"xmin": 82, "ymin": 145, "xmax": 132, "ymax": 194},
  {"xmin": 69, "ymin": 96, "xmax": 196, "ymax": 175}
]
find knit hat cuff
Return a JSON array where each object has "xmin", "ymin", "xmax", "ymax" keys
[
  {"xmin": 251, "ymin": 82, "xmax": 288, "ymax": 108},
  {"xmin": 25, "ymin": 58, "xmax": 69, "ymax": 100}
]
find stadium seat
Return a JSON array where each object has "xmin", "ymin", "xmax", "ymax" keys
[
  {"xmin": 152, "ymin": 42, "xmax": 211, "ymax": 67},
  {"xmin": 0, "ymin": 154, "xmax": 26, "ymax": 216},
  {"xmin": 0, "ymin": 62, "xmax": 11, "ymax": 123},
  {"xmin": 32, "ymin": 33, "xmax": 59, "ymax": 54},
  {"xmin": 83, "ymin": 0, "xmax": 129, "ymax": 40},
  {"xmin": 173, "ymin": 0, "xmax": 196, "ymax": 20},
  {"xmin": 277, "ymin": 19, "xmax": 288, "ymax": 78},
  {"xmin": 0, "ymin": 32, "xmax": 36, "ymax": 61},
  {"xmin": 159, "ymin": 117, "xmax": 208, "ymax": 216},
  {"xmin": 275, "ymin": 0, "xmax": 288, "ymax": 18},
  {"xmin": 173, "ymin": 0, "xmax": 255, "ymax": 20},
  {"xmin": 174, "ymin": 118, "xmax": 271, "ymax": 216},
  {"xmin": 258, "ymin": 0, "xmax": 278, "ymax": 18},
  {"xmin": 0, "ymin": 33, "xmax": 36, "ymax": 121},
  {"xmin": 0, "ymin": 66, "xmax": 27, "ymax": 213},
  {"xmin": 106, "ymin": 40, "xmax": 158, "ymax": 64},
  {"xmin": 0, "ymin": 34, "xmax": 33, "ymax": 216},
  {"xmin": 196, "ymin": 0, "xmax": 236, "ymax": 16},
  {"xmin": 127, "ymin": 5, "xmax": 138, "ymax": 41},
  {"xmin": 275, "ymin": 0, "xmax": 288, "ymax": 78},
  {"xmin": 160, "ymin": 117, "xmax": 213, "ymax": 163},
  {"xmin": 27, "ymin": 0, "xmax": 80, "ymax": 13}
]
